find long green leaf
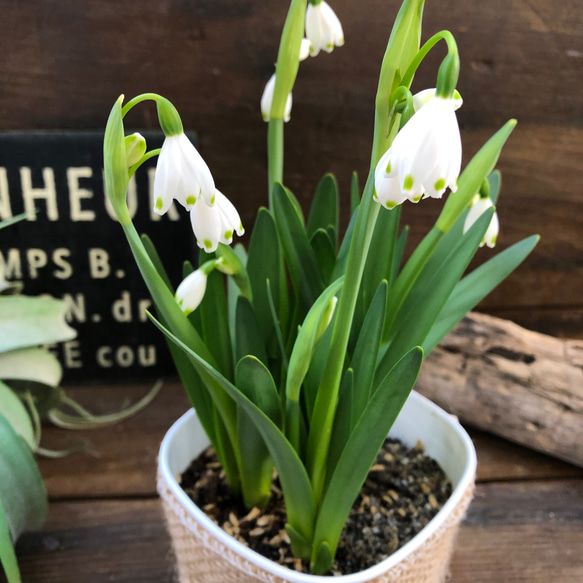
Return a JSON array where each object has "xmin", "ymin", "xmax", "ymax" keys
[
  {"xmin": 311, "ymin": 347, "xmax": 423, "ymax": 573},
  {"xmin": 0, "ymin": 296, "xmax": 76, "ymax": 353},
  {"xmin": 488, "ymin": 170, "xmax": 502, "ymax": 204},
  {"xmin": 307, "ymin": 174, "xmax": 339, "ymax": 249},
  {"xmin": 141, "ymin": 234, "xmax": 173, "ymax": 291},
  {"xmin": 235, "ymin": 357, "xmax": 281, "ymax": 509},
  {"xmin": 235, "ymin": 297, "xmax": 268, "ymax": 366},
  {"xmin": 148, "ymin": 313, "xmax": 316, "ymax": 543},
  {"xmin": 390, "ymin": 226, "xmax": 409, "ymax": 286},
  {"xmin": 310, "ymin": 229, "xmax": 336, "ymax": 285},
  {"xmin": 350, "ymin": 172, "xmax": 360, "ymax": 215},
  {"xmin": 330, "ymin": 206, "xmax": 359, "ymax": 281},
  {"xmin": 377, "ymin": 210, "xmax": 493, "ymax": 381},
  {"xmin": 272, "ymin": 183, "xmax": 325, "ymax": 314},
  {"xmin": 423, "ymin": 234, "xmax": 539, "ymax": 352}
]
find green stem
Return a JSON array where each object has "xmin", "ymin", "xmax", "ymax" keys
[
  {"xmin": 267, "ymin": 118, "xmax": 284, "ymax": 209},
  {"xmin": 128, "ymin": 148, "xmax": 161, "ymax": 179},
  {"xmin": 400, "ymin": 30, "xmax": 458, "ymax": 90},
  {"xmin": 306, "ymin": 170, "xmax": 380, "ymax": 501},
  {"xmin": 121, "ymin": 93, "xmax": 164, "ymax": 118}
]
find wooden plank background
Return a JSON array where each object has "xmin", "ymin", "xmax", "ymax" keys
[{"xmin": 0, "ymin": 0, "xmax": 581, "ymax": 339}]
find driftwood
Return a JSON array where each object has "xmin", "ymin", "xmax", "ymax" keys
[{"xmin": 417, "ymin": 312, "xmax": 583, "ymax": 468}]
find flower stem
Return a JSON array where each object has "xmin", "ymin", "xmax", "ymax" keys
[
  {"xmin": 128, "ymin": 148, "xmax": 161, "ymax": 179},
  {"xmin": 267, "ymin": 118, "xmax": 284, "ymax": 209}
]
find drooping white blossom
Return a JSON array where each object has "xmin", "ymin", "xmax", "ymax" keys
[
  {"xmin": 374, "ymin": 92, "xmax": 462, "ymax": 208},
  {"xmin": 464, "ymin": 194, "xmax": 499, "ymax": 248},
  {"xmin": 261, "ymin": 74, "xmax": 293, "ymax": 123},
  {"xmin": 153, "ymin": 132, "xmax": 215, "ymax": 215},
  {"xmin": 190, "ymin": 189, "xmax": 244, "ymax": 253},
  {"xmin": 412, "ymin": 88, "xmax": 463, "ymax": 113},
  {"xmin": 305, "ymin": 1, "xmax": 344, "ymax": 57},
  {"xmin": 175, "ymin": 269, "xmax": 208, "ymax": 315},
  {"xmin": 300, "ymin": 38, "xmax": 311, "ymax": 61}
]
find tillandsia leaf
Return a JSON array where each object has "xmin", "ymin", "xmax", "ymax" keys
[
  {"xmin": 488, "ymin": 170, "xmax": 502, "ymax": 204},
  {"xmin": 0, "ymin": 381, "xmax": 36, "ymax": 450},
  {"xmin": 0, "ymin": 498, "xmax": 20, "ymax": 583},
  {"xmin": 47, "ymin": 380, "xmax": 163, "ymax": 430},
  {"xmin": 310, "ymin": 229, "xmax": 336, "ymax": 285},
  {"xmin": 199, "ymin": 263, "xmax": 234, "ymax": 380},
  {"xmin": 148, "ymin": 313, "xmax": 316, "ymax": 543},
  {"xmin": 391, "ymin": 226, "xmax": 409, "ymax": 286},
  {"xmin": 349, "ymin": 281, "xmax": 388, "ymax": 430},
  {"xmin": 0, "ymin": 411, "xmax": 48, "ymax": 541},
  {"xmin": 330, "ymin": 206, "xmax": 359, "ymax": 281},
  {"xmin": 0, "ymin": 296, "xmax": 76, "ymax": 353},
  {"xmin": 0, "ymin": 347, "xmax": 62, "ymax": 388},
  {"xmin": 0, "ymin": 212, "xmax": 29, "ymax": 231},
  {"xmin": 307, "ymin": 174, "xmax": 339, "ymax": 250},
  {"xmin": 272, "ymin": 183, "xmax": 325, "ymax": 315},
  {"xmin": 235, "ymin": 356, "xmax": 282, "ymax": 509},
  {"xmin": 350, "ymin": 172, "xmax": 360, "ymax": 215},
  {"xmin": 377, "ymin": 209, "xmax": 494, "ymax": 382},
  {"xmin": 310, "ymin": 347, "xmax": 423, "ymax": 574},
  {"xmin": 235, "ymin": 297, "xmax": 269, "ymax": 367},
  {"xmin": 423, "ymin": 234, "xmax": 540, "ymax": 353},
  {"xmin": 247, "ymin": 209, "xmax": 284, "ymax": 345}
]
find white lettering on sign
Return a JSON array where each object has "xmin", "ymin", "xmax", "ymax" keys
[
  {"xmin": 112, "ymin": 291, "xmax": 132, "ymax": 323},
  {"xmin": 0, "ymin": 249, "xmax": 22, "ymax": 279},
  {"xmin": 20, "ymin": 168, "xmax": 58, "ymax": 221},
  {"xmin": 62, "ymin": 293, "xmax": 86, "ymax": 323},
  {"xmin": 95, "ymin": 345, "xmax": 157, "ymax": 368},
  {"xmin": 63, "ymin": 340, "xmax": 83, "ymax": 369},
  {"xmin": 26, "ymin": 248, "xmax": 48, "ymax": 279},
  {"xmin": 88, "ymin": 248, "xmax": 110, "ymax": 279},
  {"xmin": 68, "ymin": 167, "xmax": 95, "ymax": 222},
  {"xmin": 0, "ymin": 169, "xmax": 12, "ymax": 220},
  {"xmin": 53, "ymin": 248, "xmax": 73, "ymax": 279}
]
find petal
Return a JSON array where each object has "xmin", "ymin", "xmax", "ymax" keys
[
  {"xmin": 485, "ymin": 211, "xmax": 500, "ymax": 248},
  {"xmin": 261, "ymin": 74, "xmax": 276, "ymax": 121},
  {"xmin": 153, "ymin": 137, "xmax": 181, "ymax": 215},
  {"xmin": 215, "ymin": 189, "xmax": 245, "ymax": 243},
  {"xmin": 190, "ymin": 199, "xmax": 222, "ymax": 253},
  {"xmin": 320, "ymin": 1, "xmax": 344, "ymax": 48},
  {"xmin": 178, "ymin": 133, "xmax": 215, "ymax": 206},
  {"xmin": 299, "ymin": 38, "xmax": 311, "ymax": 61},
  {"xmin": 374, "ymin": 175, "xmax": 409, "ymax": 209}
]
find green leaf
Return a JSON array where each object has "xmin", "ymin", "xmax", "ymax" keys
[
  {"xmin": 0, "ymin": 296, "xmax": 76, "ymax": 353},
  {"xmin": 285, "ymin": 524, "xmax": 312, "ymax": 560},
  {"xmin": 378, "ymin": 209, "xmax": 494, "ymax": 381},
  {"xmin": 141, "ymin": 234, "xmax": 173, "ymax": 291},
  {"xmin": 0, "ymin": 213, "xmax": 28, "ymax": 231},
  {"xmin": 423, "ymin": 234, "xmax": 539, "ymax": 352},
  {"xmin": 331, "ymin": 206, "xmax": 359, "ymax": 281},
  {"xmin": 488, "ymin": 170, "xmax": 502, "ymax": 204},
  {"xmin": 272, "ymin": 183, "xmax": 325, "ymax": 314},
  {"xmin": 0, "ymin": 498, "xmax": 21, "ymax": 583},
  {"xmin": 200, "ymin": 267, "xmax": 233, "ymax": 380},
  {"xmin": 235, "ymin": 357, "xmax": 281, "ymax": 509},
  {"xmin": 391, "ymin": 226, "xmax": 409, "ymax": 286},
  {"xmin": 310, "ymin": 229, "xmax": 336, "ymax": 285},
  {"xmin": 0, "ymin": 381, "xmax": 35, "ymax": 450},
  {"xmin": 0, "ymin": 347, "xmax": 62, "ymax": 388},
  {"xmin": 311, "ymin": 347, "xmax": 423, "ymax": 573},
  {"xmin": 307, "ymin": 174, "xmax": 339, "ymax": 249},
  {"xmin": 148, "ymin": 313, "xmax": 316, "ymax": 543},
  {"xmin": 0, "ymin": 411, "xmax": 48, "ymax": 541},
  {"xmin": 312, "ymin": 541, "xmax": 333, "ymax": 577},
  {"xmin": 350, "ymin": 281, "xmax": 388, "ymax": 430},
  {"xmin": 286, "ymin": 278, "xmax": 343, "ymax": 402},
  {"xmin": 247, "ymin": 209, "xmax": 283, "ymax": 343},
  {"xmin": 235, "ymin": 297, "xmax": 268, "ymax": 366},
  {"xmin": 350, "ymin": 172, "xmax": 360, "ymax": 215}
]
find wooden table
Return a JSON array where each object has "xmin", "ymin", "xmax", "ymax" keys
[{"xmin": 11, "ymin": 382, "xmax": 583, "ymax": 582}]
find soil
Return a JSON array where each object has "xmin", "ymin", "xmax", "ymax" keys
[{"xmin": 180, "ymin": 438, "xmax": 452, "ymax": 576}]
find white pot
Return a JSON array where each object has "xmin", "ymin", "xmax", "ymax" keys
[{"xmin": 158, "ymin": 391, "xmax": 476, "ymax": 583}]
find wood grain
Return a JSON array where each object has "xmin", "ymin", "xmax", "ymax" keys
[
  {"xmin": 13, "ymin": 480, "xmax": 583, "ymax": 583},
  {"xmin": 0, "ymin": 0, "xmax": 581, "ymax": 334},
  {"xmin": 417, "ymin": 312, "xmax": 583, "ymax": 467}
]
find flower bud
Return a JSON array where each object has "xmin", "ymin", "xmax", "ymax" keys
[
  {"xmin": 157, "ymin": 97, "xmax": 184, "ymax": 137},
  {"xmin": 124, "ymin": 132, "xmax": 147, "ymax": 167},
  {"xmin": 175, "ymin": 269, "xmax": 208, "ymax": 315}
]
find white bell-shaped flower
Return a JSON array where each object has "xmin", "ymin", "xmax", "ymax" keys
[
  {"xmin": 299, "ymin": 38, "xmax": 311, "ymax": 61},
  {"xmin": 153, "ymin": 132, "xmax": 215, "ymax": 215},
  {"xmin": 412, "ymin": 88, "xmax": 463, "ymax": 113},
  {"xmin": 374, "ymin": 93, "xmax": 462, "ymax": 207},
  {"xmin": 190, "ymin": 189, "xmax": 244, "ymax": 253},
  {"xmin": 464, "ymin": 194, "xmax": 499, "ymax": 248},
  {"xmin": 374, "ymin": 158, "xmax": 410, "ymax": 209},
  {"xmin": 305, "ymin": 1, "xmax": 344, "ymax": 57},
  {"xmin": 175, "ymin": 269, "xmax": 208, "ymax": 316},
  {"xmin": 261, "ymin": 74, "xmax": 293, "ymax": 123}
]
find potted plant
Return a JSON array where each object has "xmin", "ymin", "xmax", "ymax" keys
[{"xmin": 102, "ymin": 0, "xmax": 538, "ymax": 579}]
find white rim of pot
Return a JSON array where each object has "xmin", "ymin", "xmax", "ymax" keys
[{"xmin": 159, "ymin": 390, "xmax": 477, "ymax": 582}]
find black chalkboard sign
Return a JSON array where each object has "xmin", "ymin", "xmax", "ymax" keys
[{"xmin": 0, "ymin": 130, "xmax": 200, "ymax": 384}]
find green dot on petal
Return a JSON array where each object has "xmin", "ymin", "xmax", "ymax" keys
[
  {"xmin": 186, "ymin": 195, "xmax": 196, "ymax": 206},
  {"xmin": 386, "ymin": 161, "xmax": 391, "ymax": 174},
  {"xmin": 327, "ymin": 43, "xmax": 334, "ymax": 50},
  {"xmin": 403, "ymin": 175, "xmax": 414, "ymax": 191},
  {"xmin": 183, "ymin": 308, "xmax": 192, "ymax": 316},
  {"xmin": 385, "ymin": 201, "xmax": 397, "ymax": 209},
  {"xmin": 204, "ymin": 239, "xmax": 213, "ymax": 250},
  {"xmin": 434, "ymin": 179, "xmax": 445, "ymax": 191},
  {"xmin": 224, "ymin": 230, "xmax": 233, "ymax": 240},
  {"xmin": 210, "ymin": 194, "xmax": 216, "ymax": 204},
  {"xmin": 412, "ymin": 195, "xmax": 422, "ymax": 203},
  {"xmin": 155, "ymin": 197, "xmax": 163, "ymax": 210}
]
